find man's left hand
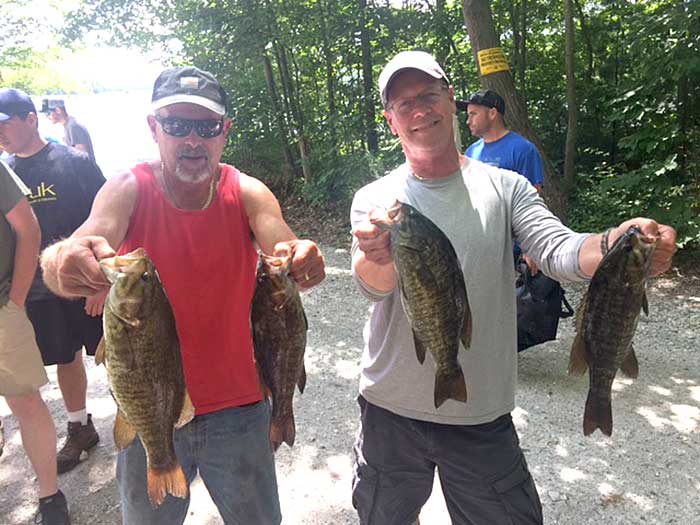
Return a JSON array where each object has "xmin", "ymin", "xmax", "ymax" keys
[
  {"xmin": 273, "ymin": 239, "xmax": 326, "ymax": 290},
  {"xmin": 610, "ymin": 218, "xmax": 677, "ymax": 277}
]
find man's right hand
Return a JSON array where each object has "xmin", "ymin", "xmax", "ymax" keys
[
  {"xmin": 41, "ymin": 236, "xmax": 115, "ymax": 298},
  {"xmin": 353, "ymin": 210, "xmax": 393, "ymax": 266}
]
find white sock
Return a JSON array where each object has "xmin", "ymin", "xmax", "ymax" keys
[{"xmin": 67, "ymin": 409, "xmax": 88, "ymax": 426}]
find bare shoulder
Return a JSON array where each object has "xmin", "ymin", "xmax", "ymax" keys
[
  {"xmin": 104, "ymin": 170, "xmax": 139, "ymax": 198},
  {"xmin": 238, "ymin": 172, "xmax": 279, "ymax": 215},
  {"xmin": 73, "ymin": 169, "xmax": 139, "ymax": 245}
]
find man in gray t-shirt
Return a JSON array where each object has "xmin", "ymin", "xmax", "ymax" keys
[
  {"xmin": 349, "ymin": 51, "xmax": 677, "ymax": 525},
  {"xmin": 42, "ymin": 98, "xmax": 96, "ymax": 163}
]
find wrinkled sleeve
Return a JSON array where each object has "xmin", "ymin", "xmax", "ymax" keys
[
  {"xmin": 69, "ymin": 123, "xmax": 90, "ymax": 147},
  {"xmin": 510, "ymin": 176, "xmax": 591, "ymax": 282}
]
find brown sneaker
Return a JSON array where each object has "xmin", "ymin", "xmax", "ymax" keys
[{"xmin": 57, "ymin": 414, "xmax": 99, "ymax": 474}]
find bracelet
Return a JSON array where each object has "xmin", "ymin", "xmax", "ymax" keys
[{"xmin": 600, "ymin": 227, "xmax": 614, "ymax": 256}]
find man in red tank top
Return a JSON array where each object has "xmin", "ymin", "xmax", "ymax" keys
[{"xmin": 39, "ymin": 66, "xmax": 325, "ymax": 525}]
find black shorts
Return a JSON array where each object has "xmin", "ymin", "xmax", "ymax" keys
[
  {"xmin": 25, "ymin": 297, "xmax": 103, "ymax": 366},
  {"xmin": 352, "ymin": 396, "xmax": 543, "ymax": 525}
]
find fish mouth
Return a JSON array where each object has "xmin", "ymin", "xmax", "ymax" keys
[
  {"xmin": 99, "ymin": 248, "xmax": 148, "ymax": 283},
  {"xmin": 369, "ymin": 201, "xmax": 404, "ymax": 231}
]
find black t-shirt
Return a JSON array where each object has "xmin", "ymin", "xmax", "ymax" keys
[{"xmin": 8, "ymin": 142, "xmax": 106, "ymax": 300}]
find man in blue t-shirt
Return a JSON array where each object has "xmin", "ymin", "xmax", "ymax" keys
[{"xmin": 464, "ymin": 90, "xmax": 544, "ymax": 192}]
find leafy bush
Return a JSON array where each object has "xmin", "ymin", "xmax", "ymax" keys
[{"xmin": 569, "ymin": 155, "xmax": 700, "ymax": 249}]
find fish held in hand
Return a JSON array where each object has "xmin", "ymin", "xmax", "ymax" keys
[
  {"xmin": 568, "ymin": 226, "xmax": 655, "ymax": 436},
  {"xmin": 252, "ymin": 253, "xmax": 308, "ymax": 451},
  {"xmin": 371, "ymin": 201, "xmax": 471, "ymax": 409},
  {"xmin": 97, "ymin": 248, "xmax": 194, "ymax": 506}
]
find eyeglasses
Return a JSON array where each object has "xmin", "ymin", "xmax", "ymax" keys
[
  {"xmin": 154, "ymin": 114, "xmax": 225, "ymax": 138},
  {"xmin": 387, "ymin": 86, "xmax": 448, "ymax": 116}
]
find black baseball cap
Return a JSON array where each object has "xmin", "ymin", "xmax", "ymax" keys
[
  {"xmin": 0, "ymin": 88, "xmax": 37, "ymax": 121},
  {"xmin": 151, "ymin": 66, "xmax": 228, "ymax": 116},
  {"xmin": 467, "ymin": 90, "xmax": 506, "ymax": 115},
  {"xmin": 41, "ymin": 98, "xmax": 66, "ymax": 114}
]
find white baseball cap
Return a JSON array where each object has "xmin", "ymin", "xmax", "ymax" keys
[{"xmin": 378, "ymin": 51, "xmax": 449, "ymax": 107}]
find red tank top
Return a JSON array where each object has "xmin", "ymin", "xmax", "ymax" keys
[{"xmin": 120, "ymin": 163, "xmax": 261, "ymax": 415}]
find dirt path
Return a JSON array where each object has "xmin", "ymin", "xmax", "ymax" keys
[{"xmin": 1, "ymin": 246, "xmax": 698, "ymax": 524}]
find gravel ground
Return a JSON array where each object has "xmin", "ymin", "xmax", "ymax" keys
[{"xmin": 1, "ymin": 245, "xmax": 698, "ymax": 524}]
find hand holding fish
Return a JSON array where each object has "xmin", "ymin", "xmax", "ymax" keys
[
  {"xmin": 272, "ymin": 239, "xmax": 325, "ymax": 290},
  {"xmin": 84, "ymin": 288, "xmax": 109, "ymax": 317},
  {"xmin": 607, "ymin": 219, "xmax": 677, "ymax": 277},
  {"xmin": 41, "ymin": 235, "xmax": 115, "ymax": 298},
  {"xmin": 353, "ymin": 209, "xmax": 393, "ymax": 266}
]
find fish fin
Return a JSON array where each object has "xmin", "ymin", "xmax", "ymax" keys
[
  {"xmin": 434, "ymin": 367, "xmax": 468, "ymax": 408},
  {"xmin": 301, "ymin": 308, "xmax": 309, "ymax": 332},
  {"xmin": 94, "ymin": 337, "xmax": 107, "ymax": 366},
  {"xmin": 620, "ymin": 346, "xmax": 640, "ymax": 379},
  {"xmin": 568, "ymin": 332, "xmax": 589, "ymax": 376},
  {"xmin": 460, "ymin": 308, "xmax": 472, "ymax": 350},
  {"xmin": 113, "ymin": 410, "xmax": 137, "ymax": 450},
  {"xmin": 147, "ymin": 462, "xmax": 188, "ymax": 506},
  {"xmin": 297, "ymin": 365, "xmax": 307, "ymax": 394},
  {"xmin": 413, "ymin": 332, "xmax": 426, "ymax": 364},
  {"xmin": 175, "ymin": 390, "xmax": 195, "ymax": 429},
  {"xmin": 270, "ymin": 416, "xmax": 296, "ymax": 451},
  {"xmin": 642, "ymin": 292, "xmax": 649, "ymax": 316},
  {"xmin": 583, "ymin": 390, "xmax": 613, "ymax": 436}
]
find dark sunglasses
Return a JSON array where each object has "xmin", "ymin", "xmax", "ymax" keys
[{"xmin": 154, "ymin": 114, "xmax": 225, "ymax": 138}]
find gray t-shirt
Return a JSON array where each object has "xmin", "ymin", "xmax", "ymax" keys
[
  {"xmin": 0, "ymin": 160, "xmax": 31, "ymax": 307},
  {"xmin": 64, "ymin": 116, "xmax": 96, "ymax": 163},
  {"xmin": 350, "ymin": 158, "xmax": 590, "ymax": 425}
]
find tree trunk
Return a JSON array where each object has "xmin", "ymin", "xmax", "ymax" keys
[
  {"xmin": 563, "ymin": 0, "xmax": 578, "ymax": 194},
  {"xmin": 319, "ymin": 0, "xmax": 337, "ymax": 150},
  {"xmin": 262, "ymin": 52, "xmax": 297, "ymax": 190},
  {"xmin": 573, "ymin": 0, "xmax": 593, "ymax": 83},
  {"xmin": 462, "ymin": 0, "xmax": 569, "ymax": 220},
  {"xmin": 359, "ymin": 0, "xmax": 379, "ymax": 153}
]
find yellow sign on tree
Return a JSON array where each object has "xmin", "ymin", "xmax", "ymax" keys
[{"xmin": 477, "ymin": 48, "xmax": 510, "ymax": 75}]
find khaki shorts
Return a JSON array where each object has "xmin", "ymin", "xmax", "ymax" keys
[{"xmin": 0, "ymin": 300, "xmax": 49, "ymax": 397}]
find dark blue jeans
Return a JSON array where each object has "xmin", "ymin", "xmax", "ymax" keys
[
  {"xmin": 116, "ymin": 401, "xmax": 281, "ymax": 525},
  {"xmin": 352, "ymin": 396, "xmax": 543, "ymax": 525}
]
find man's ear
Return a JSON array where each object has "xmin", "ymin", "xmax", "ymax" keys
[
  {"xmin": 146, "ymin": 115, "xmax": 158, "ymax": 141},
  {"xmin": 383, "ymin": 110, "xmax": 398, "ymax": 136}
]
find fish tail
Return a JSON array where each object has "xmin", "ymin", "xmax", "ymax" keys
[
  {"xmin": 147, "ymin": 461, "xmax": 188, "ymax": 506},
  {"xmin": 434, "ymin": 367, "xmax": 468, "ymax": 408},
  {"xmin": 270, "ymin": 416, "xmax": 296, "ymax": 451},
  {"xmin": 583, "ymin": 390, "xmax": 613, "ymax": 436}
]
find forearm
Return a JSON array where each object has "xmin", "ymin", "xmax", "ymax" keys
[
  {"xmin": 39, "ymin": 239, "xmax": 68, "ymax": 297},
  {"xmin": 577, "ymin": 230, "xmax": 611, "ymax": 278},
  {"xmin": 352, "ymin": 246, "xmax": 397, "ymax": 295},
  {"xmin": 9, "ymin": 227, "xmax": 41, "ymax": 306}
]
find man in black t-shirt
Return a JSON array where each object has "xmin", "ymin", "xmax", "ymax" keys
[{"xmin": 0, "ymin": 88, "xmax": 105, "ymax": 476}]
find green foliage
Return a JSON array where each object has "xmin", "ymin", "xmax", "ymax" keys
[
  {"xmin": 569, "ymin": 155, "xmax": 700, "ymax": 248},
  {"xmin": 303, "ymin": 148, "xmax": 402, "ymax": 206},
  {"xmin": 56, "ymin": 0, "xmax": 699, "ymax": 248}
]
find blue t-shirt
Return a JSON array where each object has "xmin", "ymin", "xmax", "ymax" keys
[{"xmin": 466, "ymin": 131, "xmax": 544, "ymax": 187}]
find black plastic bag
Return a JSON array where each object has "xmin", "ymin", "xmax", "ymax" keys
[{"xmin": 515, "ymin": 262, "xmax": 574, "ymax": 352}]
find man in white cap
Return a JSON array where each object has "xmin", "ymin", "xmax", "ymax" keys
[
  {"xmin": 349, "ymin": 50, "xmax": 677, "ymax": 524},
  {"xmin": 39, "ymin": 66, "xmax": 325, "ymax": 524}
]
